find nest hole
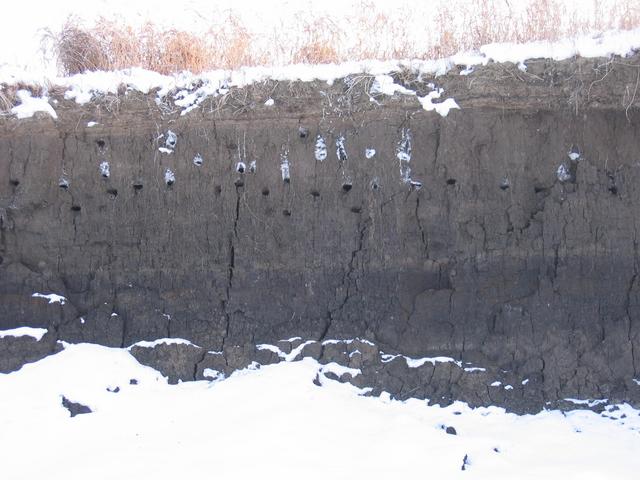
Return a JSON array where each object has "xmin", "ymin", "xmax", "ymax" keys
[
  {"xmin": 107, "ymin": 188, "xmax": 118, "ymax": 198},
  {"xmin": 133, "ymin": 183, "xmax": 143, "ymax": 191},
  {"xmin": 499, "ymin": 183, "xmax": 510, "ymax": 191},
  {"xmin": 9, "ymin": 179, "xmax": 19, "ymax": 186},
  {"xmin": 310, "ymin": 189, "xmax": 320, "ymax": 197},
  {"xmin": 166, "ymin": 179, "xmax": 174, "ymax": 187},
  {"xmin": 282, "ymin": 209, "xmax": 292, "ymax": 217},
  {"xmin": 234, "ymin": 179, "xmax": 245, "ymax": 188},
  {"xmin": 298, "ymin": 126, "xmax": 309, "ymax": 138},
  {"xmin": 214, "ymin": 185, "xmax": 222, "ymax": 195},
  {"xmin": 262, "ymin": 187, "xmax": 270, "ymax": 196},
  {"xmin": 350, "ymin": 206, "xmax": 362, "ymax": 213},
  {"xmin": 96, "ymin": 139, "xmax": 106, "ymax": 149},
  {"xmin": 283, "ymin": 177, "xmax": 290, "ymax": 184},
  {"xmin": 342, "ymin": 182, "xmax": 352, "ymax": 192},
  {"xmin": 609, "ymin": 185, "xmax": 618, "ymax": 195},
  {"xmin": 446, "ymin": 178, "xmax": 456, "ymax": 185},
  {"xmin": 71, "ymin": 205, "xmax": 81, "ymax": 212}
]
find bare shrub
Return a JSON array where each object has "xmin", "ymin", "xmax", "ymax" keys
[
  {"xmin": 292, "ymin": 17, "xmax": 342, "ymax": 64},
  {"xmin": 47, "ymin": 1, "xmax": 640, "ymax": 75}
]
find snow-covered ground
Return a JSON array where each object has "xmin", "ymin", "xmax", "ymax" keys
[{"xmin": 1, "ymin": 343, "xmax": 639, "ymax": 479}]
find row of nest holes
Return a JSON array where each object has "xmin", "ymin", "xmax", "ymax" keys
[{"xmin": 10, "ymin": 176, "xmax": 621, "ymax": 196}]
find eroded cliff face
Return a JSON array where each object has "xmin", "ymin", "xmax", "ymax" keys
[{"xmin": 2, "ymin": 54, "xmax": 640, "ymax": 411}]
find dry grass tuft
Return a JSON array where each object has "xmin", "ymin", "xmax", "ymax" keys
[{"xmin": 46, "ymin": 0, "xmax": 640, "ymax": 75}]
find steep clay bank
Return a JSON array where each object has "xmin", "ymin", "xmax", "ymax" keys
[{"xmin": 2, "ymin": 53, "xmax": 640, "ymax": 411}]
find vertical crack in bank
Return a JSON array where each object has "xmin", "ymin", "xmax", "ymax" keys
[
  {"xmin": 192, "ymin": 348, "xmax": 208, "ymax": 381},
  {"xmin": 221, "ymin": 187, "xmax": 241, "ymax": 349},
  {"xmin": 433, "ymin": 123, "xmax": 441, "ymax": 166},
  {"xmin": 319, "ymin": 215, "xmax": 370, "ymax": 343},
  {"xmin": 626, "ymin": 234, "xmax": 638, "ymax": 376},
  {"xmin": 415, "ymin": 195, "xmax": 428, "ymax": 256}
]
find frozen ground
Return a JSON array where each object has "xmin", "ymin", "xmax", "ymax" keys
[{"xmin": 0, "ymin": 343, "xmax": 639, "ymax": 479}]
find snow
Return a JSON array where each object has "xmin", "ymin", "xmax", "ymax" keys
[
  {"xmin": 165, "ymin": 130, "xmax": 177, "ymax": 148},
  {"xmin": 0, "ymin": 327, "xmax": 48, "ymax": 341},
  {"xmin": 86, "ymin": 121, "xmax": 98, "ymax": 127},
  {"xmin": 335, "ymin": 135, "xmax": 348, "ymax": 161},
  {"xmin": 99, "ymin": 161, "xmax": 110, "ymax": 178},
  {"xmin": 314, "ymin": 136, "xmax": 328, "ymax": 161},
  {"xmin": 280, "ymin": 155, "xmax": 290, "ymax": 181},
  {"xmin": 465, "ymin": 367, "xmax": 487, "ymax": 373},
  {"xmin": 264, "ymin": 98, "xmax": 274, "ymax": 106},
  {"xmin": 11, "ymin": 90, "xmax": 57, "ymax": 120},
  {"xmin": 0, "ymin": 22, "xmax": 638, "ymax": 119},
  {"xmin": 257, "ymin": 340, "xmax": 316, "ymax": 362},
  {"xmin": 380, "ymin": 353, "xmax": 465, "ymax": 369},
  {"xmin": 32, "ymin": 292, "xmax": 66, "ymax": 305},
  {"xmin": 417, "ymin": 89, "xmax": 460, "ymax": 117},
  {"xmin": 557, "ymin": 164, "xmax": 571, "ymax": 182},
  {"xmin": 128, "ymin": 338, "xmax": 197, "ymax": 349},
  {"xmin": 491, "ymin": 381, "xmax": 502, "ymax": 387},
  {"xmin": 1, "ymin": 343, "xmax": 639, "ymax": 479},
  {"xmin": 321, "ymin": 338, "xmax": 374, "ymax": 346},
  {"xmin": 320, "ymin": 362, "xmax": 362, "ymax": 379},
  {"xmin": 164, "ymin": 168, "xmax": 175, "ymax": 185},
  {"xmin": 158, "ymin": 147, "xmax": 173, "ymax": 154},
  {"xmin": 370, "ymin": 74, "xmax": 415, "ymax": 96},
  {"xmin": 202, "ymin": 368, "xmax": 225, "ymax": 381},
  {"xmin": 365, "ymin": 148, "xmax": 376, "ymax": 159},
  {"xmin": 565, "ymin": 398, "xmax": 610, "ymax": 407},
  {"xmin": 370, "ymin": 75, "xmax": 459, "ymax": 117}
]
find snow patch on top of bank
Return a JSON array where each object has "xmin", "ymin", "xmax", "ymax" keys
[
  {"xmin": 0, "ymin": 327, "xmax": 48, "ymax": 341},
  {"xmin": 5, "ymin": 27, "xmax": 640, "ymax": 119}
]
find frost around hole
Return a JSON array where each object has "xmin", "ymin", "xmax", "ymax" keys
[
  {"xmin": 165, "ymin": 130, "xmax": 177, "ymax": 149},
  {"xmin": 568, "ymin": 146, "xmax": 581, "ymax": 161},
  {"xmin": 336, "ymin": 135, "xmax": 348, "ymax": 162},
  {"xmin": 557, "ymin": 164, "xmax": 571, "ymax": 183},
  {"xmin": 165, "ymin": 168, "xmax": 175, "ymax": 186},
  {"xmin": 397, "ymin": 129, "xmax": 413, "ymax": 184},
  {"xmin": 396, "ymin": 129, "xmax": 412, "ymax": 162},
  {"xmin": 315, "ymin": 136, "xmax": 328, "ymax": 161},
  {"xmin": 280, "ymin": 153, "xmax": 290, "ymax": 182},
  {"xmin": 99, "ymin": 161, "xmax": 110, "ymax": 178},
  {"xmin": 193, "ymin": 154, "xmax": 203, "ymax": 166}
]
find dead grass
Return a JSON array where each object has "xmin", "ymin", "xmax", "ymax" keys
[{"xmin": 47, "ymin": 0, "xmax": 640, "ymax": 75}]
